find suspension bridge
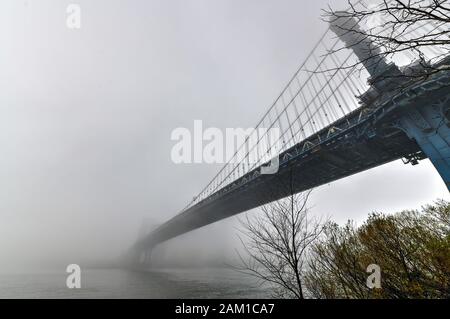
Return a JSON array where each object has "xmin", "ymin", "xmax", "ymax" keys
[{"xmin": 128, "ymin": 1, "xmax": 450, "ymax": 265}]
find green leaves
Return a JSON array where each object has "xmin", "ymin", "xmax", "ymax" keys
[{"xmin": 305, "ymin": 200, "xmax": 450, "ymax": 299}]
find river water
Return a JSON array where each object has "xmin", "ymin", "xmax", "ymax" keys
[{"xmin": 0, "ymin": 268, "xmax": 271, "ymax": 298}]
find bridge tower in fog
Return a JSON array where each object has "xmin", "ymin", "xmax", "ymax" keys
[{"xmin": 329, "ymin": 11, "xmax": 450, "ymax": 187}]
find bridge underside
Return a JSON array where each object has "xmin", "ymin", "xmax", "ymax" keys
[
  {"xmin": 138, "ymin": 129, "xmax": 420, "ymax": 249},
  {"xmin": 135, "ymin": 72, "xmax": 450, "ymax": 253}
]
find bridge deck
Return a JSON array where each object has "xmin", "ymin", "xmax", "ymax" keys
[{"xmin": 136, "ymin": 68, "xmax": 450, "ymax": 249}]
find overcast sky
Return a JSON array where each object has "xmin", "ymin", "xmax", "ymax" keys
[{"xmin": 0, "ymin": 0, "xmax": 448, "ymax": 270}]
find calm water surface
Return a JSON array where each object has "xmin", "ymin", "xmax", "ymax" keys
[{"xmin": 0, "ymin": 268, "xmax": 271, "ymax": 298}]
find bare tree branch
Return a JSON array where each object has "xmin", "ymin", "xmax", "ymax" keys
[{"xmin": 232, "ymin": 171, "xmax": 326, "ymax": 299}]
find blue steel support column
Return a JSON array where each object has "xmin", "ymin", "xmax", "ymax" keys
[{"xmin": 399, "ymin": 103, "xmax": 450, "ymax": 190}]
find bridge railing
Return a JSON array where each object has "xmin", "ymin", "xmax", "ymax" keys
[{"xmin": 182, "ymin": 0, "xmax": 450, "ymax": 211}]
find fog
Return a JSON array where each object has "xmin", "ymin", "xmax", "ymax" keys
[{"xmin": 0, "ymin": 0, "xmax": 448, "ymax": 271}]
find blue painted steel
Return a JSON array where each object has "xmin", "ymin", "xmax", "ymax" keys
[{"xmin": 400, "ymin": 104, "xmax": 450, "ymax": 190}]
